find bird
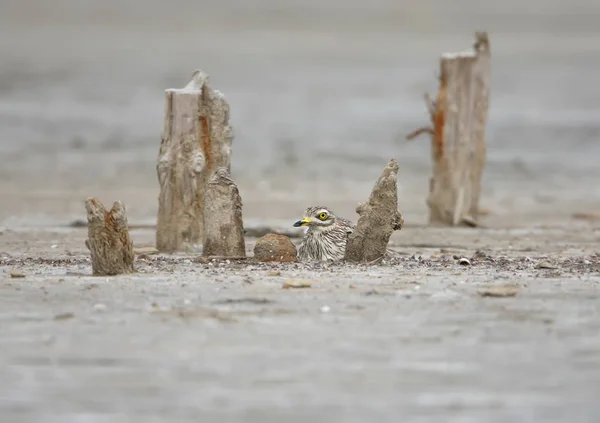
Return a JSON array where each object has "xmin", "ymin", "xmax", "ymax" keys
[{"xmin": 293, "ymin": 206, "xmax": 355, "ymax": 262}]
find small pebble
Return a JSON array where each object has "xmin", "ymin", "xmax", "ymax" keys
[
  {"xmin": 282, "ymin": 280, "xmax": 312, "ymax": 289},
  {"xmin": 9, "ymin": 269, "xmax": 25, "ymax": 278},
  {"xmin": 477, "ymin": 285, "xmax": 518, "ymax": 298},
  {"xmin": 51, "ymin": 244, "xmax": 58, "ymax": 249},
  {"xmin": 133, "ymin": 247, "xmax": 159, "ymax": 255},
  {"xmin": 93, "ymin": 303, "xmax": 107, "ymax": 311},
  {"xmin": 54, "ymin": 312, "xmax": 75, "ymax": 320},
  {"xmin": 267, "ymin": 271, "xmax": 282, "ymax": 277},
  {"xmin": 536, "ymin": 261, "xmax": 558, "ymax": 270},
  {"xmin": 320, "ymin": 305, "xmax": 331, "ymax": 313}
]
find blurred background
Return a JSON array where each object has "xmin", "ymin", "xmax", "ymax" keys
[{"xmin": 1, "ymin": 0, "xmax": 599, "ymax": 228}]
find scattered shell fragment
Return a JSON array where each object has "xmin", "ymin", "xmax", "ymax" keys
[
  {"xmin": 267, "ymin": 271, "xmax": 282, "ymax": 277},
  {"xmin": 461, "ymin": 216, "xmax": 479, "ymax": 227},
  {"xmin": 9, "ymin": 269, "xmax": 25, "ymax": 278},
  {"xmin": 320, "ymin": 305, "xmax": 331, "ymax": 313},
  {"xmin": 458, "ymin": 257, "xmax": 471, "ymax": 266},
  {"xmin": 536, "ymin": 261, "xmax": 558, "ymax": 270},
  {"xmin": 134, "ymin": 247, "xmax": 159, "ymax": 255},
  {"xmin": 477, "ymin": 285, "xmax": 518, "ymax": 298},
  {"xmin": 282, "ymin": 279, "xmax": 312, "ymax": 289}
]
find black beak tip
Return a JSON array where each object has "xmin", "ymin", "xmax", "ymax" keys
[{"xmin": 293, "ymin": 221, "xmax": 302, "ymax": 227}]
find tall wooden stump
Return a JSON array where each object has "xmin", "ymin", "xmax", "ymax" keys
[
  {"xmin": 156, "ymin": 70, "xmax": 234, "ymax": 252},
  {"xmin": 85, "ymin": 197, "xmax": 134, "ymax": 276},
  {"xmin": 345, "ymin": 159, "xmax": 404, "ymax": 263},
  {"xmin": 202, "ymin": 168, "xmax": 246, "ymax": 258},
  {"xmin": 408, "ymin": 32, "xmax": 491, "ymax": 226}
]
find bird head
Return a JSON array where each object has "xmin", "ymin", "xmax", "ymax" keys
[{"xmin": 293, "ymin": 206, "xmax": 336, "ymax": 229}]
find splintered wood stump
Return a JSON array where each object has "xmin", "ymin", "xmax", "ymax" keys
[
  {"xmin": 202, "ymin": 168, "xmax": 246, "ymax": 258},
  {"xmin": 408, "ymin": 32, "xmax": 491, "ymax": 226},
  {"xmin": 156, "ymin": 70, "xmax": 234, "ymax": 252},
  {"xmin": 344, "ymin": 159, "xmax": 404, "ymax": 263},
  {"xmin": 85, "ymin": 197, "xmax": 134, "ymax": 276}
]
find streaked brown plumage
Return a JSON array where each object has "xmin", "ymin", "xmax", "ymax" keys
[{"xmin": 293, "ymin": 206, "xmax": 355, "ymax": 262}]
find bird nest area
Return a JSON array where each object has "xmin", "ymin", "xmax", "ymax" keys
[
  {"xmin": 2, "ymin": 223, "xmax": 600, "ymax": 291},
  {"xmin": 2, "ymin": 227, "xmax": 600, "ymax": 334},
  {"xmin": 2, "ymin": 234, "xmax": 600, "ymax": 282}
]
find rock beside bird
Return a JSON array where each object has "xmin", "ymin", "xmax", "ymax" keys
[{"xmin": 253, "ymin": 234, "xmax": 298, "ymax": 262}]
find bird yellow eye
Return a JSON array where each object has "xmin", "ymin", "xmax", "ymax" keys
[{"xmin": 318, "ymin": 212, "xmax": 328, "ymax": 220}]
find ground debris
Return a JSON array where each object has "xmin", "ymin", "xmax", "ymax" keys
[
  {"xmin": 362, "ymin": 288, "xmax": 395, "ymax": 296},
  {"xmin": 213, "ymin": 297, "xmax": 274, "ymax": 305},
  {"xmin": 9, "ymin": 269, "xmax": 26, "ymax": 278},
  {"xmin": 151, "ymin": 307, "xmax": 236, "ymax": 322},
  {"xmin": 133, "ymin": 247, "xmax": 159, "ymax": 255},
  {"xmin": 477, "ymin": 285, "xmax": 519, "ymax": 298},
  {"xmin": 282, "ymin": 279, "xmax": 312, "ymax": 289},
  {"xmin": 54, "ymin": 312, "xmax": 75, "ymax": 320},
  {"xmin": 194, "ymin": 256, "xmax": 246, "ymax": 264},
  {"xmin": 536, "ymin": 261, "xmax": 558, "ymax": 270},
  {"xmin": 458, "ymin": 257, "xmax": 471, "ymax": 266}
]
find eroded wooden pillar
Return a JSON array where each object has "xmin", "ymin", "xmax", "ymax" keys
[
  {"xmin": 156, "ymin": 70, "xmax": 233, "ymax": 252},
  {"xmin": 85, "ymin": 197, "xmax": 134, "ymax": 276},
  {"xmin": 408, "ymin": 32, "xmax": 491, "ymax": 226},
  {"xmin": 344, "ymin": 159, "xmax": 404, "ymax": 263},
  {"xmin": 202, "ymin": 168, "xmax": 246, "ymax": 258}
]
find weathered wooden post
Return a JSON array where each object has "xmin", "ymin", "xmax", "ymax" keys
[
  {"xmin": 344, "ymin": 159, "xmax": 404, "ymax": 263},
  {"xmin": 202, "ymin": 167, "xmax": 246, "ymax": 258},
  {"xmin": 85, "ymin": 197, "xmax": 134, "ymax": 276},
  {"xmin": 407, "ymin": 32, "xmax": 491, "ymax": 226},
  {"xmin": 156, "ymin": 70, "xmax": 233, "ymax": 252}
]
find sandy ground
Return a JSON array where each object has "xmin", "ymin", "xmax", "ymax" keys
[
  {"xmin": 1, "ymin": 224, "xmax": 600, "ymax": 422},
  {"xmin": 1, "ymin": 0, "xmax": 600, "ymax": 421}
]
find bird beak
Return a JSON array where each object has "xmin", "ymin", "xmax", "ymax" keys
[{"xmin": 293, "ymin": 217, "xmax": 312, "ymax": 227}]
